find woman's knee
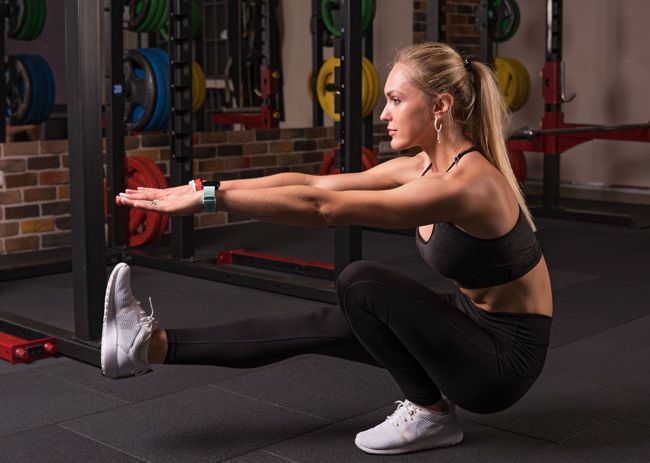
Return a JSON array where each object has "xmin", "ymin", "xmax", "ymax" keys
[{"xmin": 335, "ymin": 260, "xmax": 389, "ymax": 297}]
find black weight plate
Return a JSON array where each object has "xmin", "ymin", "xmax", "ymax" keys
[
  {"xmin": 124, "ymin": 50, "xmax": 157, "ymax": 130},
  {"xmin": 6, "ymin": 56, "xmax": 31, "ymax": 123},
  {"xmin": 8, "ymin": 0, "xmax": 26, "ymax": 38}
]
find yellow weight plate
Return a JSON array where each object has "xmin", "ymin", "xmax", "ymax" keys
[
  {"xmin": 504, "ymin": 57, "xmax": 530, "ymax": 111},
  {"xmin": 494, "ymin": 57, "xmax": 517, "ymax": 110},
  {"xmin": 192, "ymin": 61, "xmax": 206, "ymax": 112},
  {"xmin": 363, "ymin": 57, "xmax": 379, "ymax": 118},
  {"xmin": 316, "ymin": 57, "xmax": 339, "ymax": 121},
  {"xmin": 316, "ymin": 57, "xmax": 380, "ymax": 121}
]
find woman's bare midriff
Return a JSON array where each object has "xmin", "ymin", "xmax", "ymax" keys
[{"xmin": 458, "ymin": 256, "xmax": 553, "ymax": 317}]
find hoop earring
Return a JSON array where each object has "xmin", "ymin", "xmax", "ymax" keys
[{"xmin": 434, "ymin": 117, "xmax": 443, "ymax": 144}]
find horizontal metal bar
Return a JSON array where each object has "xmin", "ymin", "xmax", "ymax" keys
[
  {"xmin": 531, "ymin": 206, "xmax": 646, "ymax": 228},
  {"xmin": 218, "ymin": 107, "xmax": 262, "ymax": 113},
  {"xmin": 129, "ymin": 253, "xmax": 338, "ymax": 304},
  {"xmin": 0, "ymin": 310, "xmax": 101, "ymax": 366},
  {"xmin": 217, "ymin": 249, "xmax": 335, "ymax": 280},
  {"xmin": 0, "ymin": 260, "xmax": 71, "ymax": 282},
  {"xmin": 511, "ymin": 122, "xmax": 650, "ymax": 139}
]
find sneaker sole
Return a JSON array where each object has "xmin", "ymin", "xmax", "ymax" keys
[
  {"xmin": 101, "ymin": 262, "xmax": 128, "ymax": 378},
  {"xmin": 356, "ymin": 427, "xmax": 463, "ymax": 455}
]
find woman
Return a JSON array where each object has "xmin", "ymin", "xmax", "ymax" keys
[{"xmin": 104, "ymin": 42, "xmax": 552, "ymax": 455}]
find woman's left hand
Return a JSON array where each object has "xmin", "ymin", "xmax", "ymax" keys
[{"xmin": 116, "ymin": 188, "xmax": 205, "ymax": 216}]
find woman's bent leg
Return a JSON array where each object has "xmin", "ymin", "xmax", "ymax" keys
[{"xmin": 337, "ymin": 260, "xmax": 536, "ymax": 413}]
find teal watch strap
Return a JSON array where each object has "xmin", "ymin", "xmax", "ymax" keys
[{"xmin": 202, "ymin": 186, "xmax": 217, "ymax": 212}]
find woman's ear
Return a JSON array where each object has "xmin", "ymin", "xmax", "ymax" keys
[{"xmin": 432, "ymin": 93, "xmax": 454, "ymax": 119}]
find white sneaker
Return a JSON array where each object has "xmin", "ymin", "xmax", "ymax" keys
[
  {"xmin": 101, "ymin": 263, "xmax": 155, "ymax": 378},
  {"xmin": 355, "ymin": 399, "xmax": 463, "ymax": 455}
]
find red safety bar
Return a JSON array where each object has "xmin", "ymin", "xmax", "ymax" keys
[{"xmin": 0, "ymin": 332, "xmax": 57, "ymax": 364}]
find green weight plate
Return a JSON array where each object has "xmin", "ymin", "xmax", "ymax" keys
[
  {"xmin": 488, "ymin": 0, "xmax": 520, "ymax": 42},
  {"xmin": 30, "ymin": 0, "xmax": 46, "ymax": 40},
  {"xmin": 15, "ymin": 0, "xmax": 35, "ymax": 40},
  {"xmin": 8, "ymin": 0, "xmax": 27, "ymax": 39},
  {"xmin": 322, "ymin": 0, "xmax": 374, "ymax": 37},
  {"xmin": 136, "ymin": 0, "xmax": 158, "ymax": 32},
  {"xmin": 128, "ymin": 0, "xmax": 149, "ymax": 30},
  {"xmin": 23, "ymin": 0, "xmax": 42, "ymax": 40},
  {"xmin": 150, "ymin": 0, "xmax": 168, "ymax": 33},
  {"xmin": 192, "ymin": 0, "xmax": 200, "ymax": 36}
]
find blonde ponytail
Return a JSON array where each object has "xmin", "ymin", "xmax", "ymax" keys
[
  {"xmin": 469, "ymin": 61, "xmax": 536, "ymax": 231},
  {"xmin": 392, "ymin": 43, "xmax": 536, "ymax": 231}
]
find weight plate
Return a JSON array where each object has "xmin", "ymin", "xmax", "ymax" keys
[
  {"xmin": 151, "ymin": 0, "xmax": 169, "ymax": 33},
  {"xmin": 138, "ymin": 49, "xmax": 164, "ymax": 130},
  {"xmin": 321, "ymin": 0, "xmax": 375, "ymax": 37},
  {"xmin": 25, "ymin": 55, "xmax": 45, "ymax": 123},
  {"xmin": 488, "ymin": 0, "xmax": 520, "ymax": 42},
  {"xmin": 15, "ymin": 0, "xmax": 35, "ymax": 40},
  {"xmin": 124, "ymin": 49, "xmax": 157, "ymax": 130},
  {"xmin": 192, "ymin": 61, "xmax": 206, "ymax": 112},
  {"xmin": 128, "ymin": 0, "xmax": 150, "ymax": 31},
  {"xmin": 5, "ymin": 56, "xmax": 31, "ymax": 123},
  {"xmin": 19, "ymin": 55, "xmax": 41, "ymax": 124},
  {"xmin": 32, "ymin": 54, "xmax": 55, "ymax": 122},
  {"xmin": 8, "ymin": 0, "xmax": 27, "ymax": 39},
  {"xmin": 32, "ymin": 0, "xmax": 46, "ymax": 40},
  {"xmin": 316, "ymin": 57, "xmax": 379, "ymax": 121},
  {"xmin": 147, "ymin": 48, "xmax": 170, "ymax": 129}
]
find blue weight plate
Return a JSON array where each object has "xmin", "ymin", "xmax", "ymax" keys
[
  {"xmin": 138, "ymin": 49, "xmax": 163, "ymax": 131},
  {"xmin": 149, "ymin": 48, "xmax": 170, "ymax": 130},
  {"xmin": 145, "ymin": 48, "xmax": 166, "ymax": 130},
  {"xmin": 26, "ymin": 54, "xmax": 47, "ymax": 123},
  {"xmin": 149, "ymin": 48, "xmax": 170, "ymax": 129},
  {"xmin": 31, "ymin": 54, "xmax": 54, "ymax": 122},
  {"xmin": 20, "ymin": 55, "xmax": 42, "ymax": 124}
]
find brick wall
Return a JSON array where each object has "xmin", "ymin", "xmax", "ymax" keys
[
  {"xmin": 0, "ymin": 125, "xmax": 394, "ymax": 254},
  {"xmin": 413, "ymin": 0, "xmax": 480, "ymax": 57}
]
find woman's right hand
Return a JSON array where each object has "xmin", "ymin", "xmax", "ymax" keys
[{"xmin": 123, "ymin": 184, "xmax": 194, "ymax": 202}]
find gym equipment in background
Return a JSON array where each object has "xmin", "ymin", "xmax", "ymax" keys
[
  {"xmin": 487, "ymin": 0, "xmax": 520, "ymax": 42},
  {"xmin": 320, "ymin": 146, "xmax": 378, "ymax": 175},
  {"xmin": 192, "ymin": 60, "xmax": 206, "ymax": 112},
  {"xmin": 494, "ymin": 56, "xmax": 530, "ymax": 112},
  {"xmin": 124, "ymin": 48, "xmax": 172, "ymax": 131},
  {"xmin": 103, "ymin": 156, "xmax": 169, "ymax": 247},
  {"xmin": 5, "ymin": 54, "xmax": 55, "ymax": 125},
  {"xmin": 7, "ymin": 0, "xmax": 47, "ymax": 41},
  {"xmin": 321, "ymin": 0, "xmax": 375, "ymax": 37},
  {"xmin": 127, "ymin": 0, "xmax": 168, "ymax": 33},
  {"xmin": 160, "ymin": 0, "xmax": 200, "ymax": 40},
  {"xmin": 315, "ymin": 57, "xmax": 379, "ymax": 121}
]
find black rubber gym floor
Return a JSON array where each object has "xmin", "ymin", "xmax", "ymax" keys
[{"xmin": 1, "ymin": 213, "xmax": 649, "ymax": 462}]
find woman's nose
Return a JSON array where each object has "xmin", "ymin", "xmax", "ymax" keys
[{"xmin": 380, "ymin": 104, "xmax": 390, "ymax": 121}]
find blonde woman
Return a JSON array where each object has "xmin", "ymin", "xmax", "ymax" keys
[{"xmin": 105, "ymin": 42, "xmax": 552, "ymax": 455}]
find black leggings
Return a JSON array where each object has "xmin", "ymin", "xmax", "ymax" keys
[{"xmin": 165, "ymin": 260, "xmax": 552, "ymax": 414}]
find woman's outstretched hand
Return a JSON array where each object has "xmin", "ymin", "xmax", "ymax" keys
[{"xmin": 115, "ymin": 185, "xmax": 205, "ymax": 216}]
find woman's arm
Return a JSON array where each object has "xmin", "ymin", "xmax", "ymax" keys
[
  {"xmin": 118, "ymin": 174, "xmax": 483, "ymax": 229},
  {"xmin": 220, "ymin": 155, "xmax": 413, "ymax": 191}
]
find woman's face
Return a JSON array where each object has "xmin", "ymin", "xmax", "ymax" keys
[{"xmin": 380, "ymin": 63, "xmax": 434, "ymax": 151}]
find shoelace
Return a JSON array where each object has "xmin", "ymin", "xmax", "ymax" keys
[
  {"xmin": 137, "ymin": 296, "xmax": 156, "ymax": 328},
  {"xmin": 386, "ymin": 400, "xmax": 420, "ymax": 428}
]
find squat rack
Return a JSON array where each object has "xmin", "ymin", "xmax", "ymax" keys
[
  {"xmin": 429, "ymin": 0, "xmax": 650, "ymax": 227},
  {"xmin": 0, "ymin": 0, "xmax": 367, "ymax": 365}
]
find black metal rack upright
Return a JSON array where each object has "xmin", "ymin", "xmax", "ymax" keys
[
  {"xmin": 0, "ymin": 1, "xmax": 6, "ymax": 142},
  {"xmin": 333, "ymin": 0, "xmax": 363, "ymax": 274},
  {"xmin": 427, "ymin": 0, "xmax": 492, "ymax": 63},
  {"xmin": 169, "ymin": 0, "xmax": 195, "ymax": 260},
  {"xmin": 310, "ymin": 0, "xmax": 373, "ymax": 151}
]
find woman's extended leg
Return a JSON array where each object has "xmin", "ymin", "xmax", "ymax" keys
[{"xmin": 101, "ymin": 263, "xmax": 377, "ymax": 379}]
